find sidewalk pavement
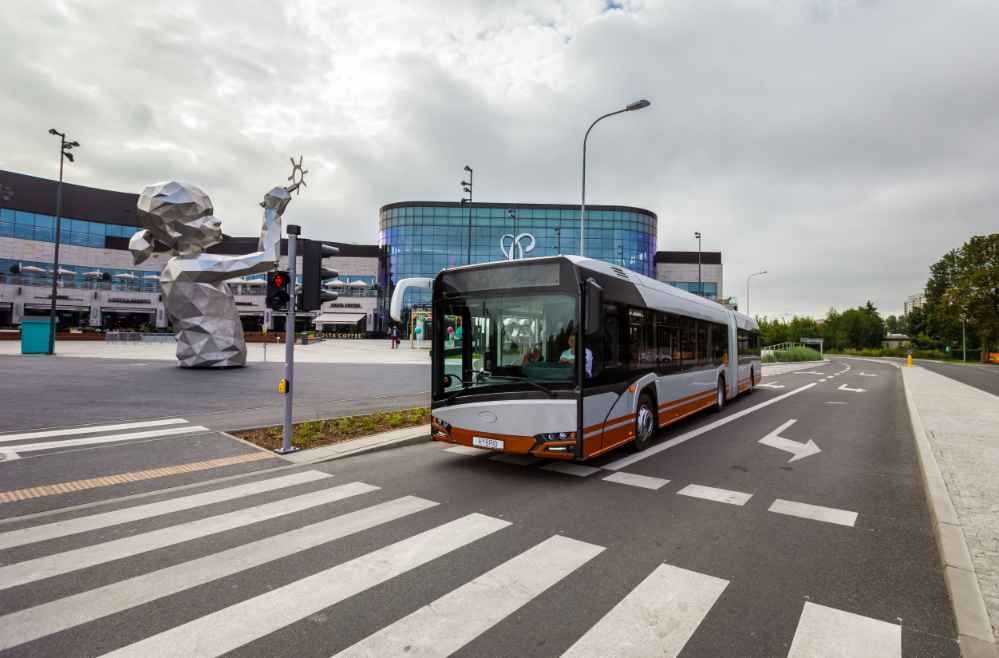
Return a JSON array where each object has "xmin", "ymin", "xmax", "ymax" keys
[
  {"xmin": 903, "ymin": 366, "xmax": 999, "ymax": 653},
  {"xmin": 0, "ymin": 338, "xmax": 431, "ymax": 364}
]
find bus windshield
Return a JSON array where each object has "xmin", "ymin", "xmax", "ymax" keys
[{"xmin": 433, "ymin": 292, "xmax": 580, "ymax": 400}]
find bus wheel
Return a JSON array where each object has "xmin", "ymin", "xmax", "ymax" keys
[
  {"xmin": 747, "ymin": 369, "xmax": 755, "ymax": 394},
  {"xmin": 631, "ymin": 394, "xmax": 655, "ymax": 451},
  {"xmin": 714, "ymin": 379, "xmax": 726, "ymax": 413}
]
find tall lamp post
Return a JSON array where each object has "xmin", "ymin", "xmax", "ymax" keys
[
  {"xmin": 47, "ymin": 129, "xmax": 79, "ymax": 356},
  {"xmin": 581, "ymin": 99, "xmax": 650, "ymax": 257},
  {"xmin": 694, "ymin": 232, "xmax": 702, "ymax": 296},
  {"xmin": 552, "ymin": 227, "xmax": 561, "ymax": 254},
  {"xmin": 617, "ymin": 244, "xmax": 624, "ymax": 268},
  {"xmin": 460, "ymin": 166, "xmax": 473, "ymax": 267},
  {"xmin": 746, "ymin": 271, "xmax": 767, "ymax": 317}
]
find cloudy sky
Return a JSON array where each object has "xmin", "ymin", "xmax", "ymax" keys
[{"xmin": 3, "ymin": 0, "xmax": 997, "ymax": 320}]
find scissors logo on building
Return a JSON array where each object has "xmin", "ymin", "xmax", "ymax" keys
[{"xmin": 500, "ymin": 233, "xmax": 535, "ymax": 260}]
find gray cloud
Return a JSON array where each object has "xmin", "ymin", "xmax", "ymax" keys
[{"xmin": 2, "ymin": 0, "xmax": 997, "ymax": 320}]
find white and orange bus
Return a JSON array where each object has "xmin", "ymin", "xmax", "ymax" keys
[{"xmin": 391, "ymin": 255, "xmax": 761, "ymax": 461}]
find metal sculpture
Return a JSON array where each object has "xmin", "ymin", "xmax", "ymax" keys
[
  {"xmin": 500, "ymin": 232, "xmax": 535, "ymax": 260},
  {"xmin": 129, "ymin": 168, "xmax": 304, "ymax": 368}
]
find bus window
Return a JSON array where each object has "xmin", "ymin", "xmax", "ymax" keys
[
  {"xmin": 629, "ymin": 307, "xmax": 654, "ymax": 371},
  {"xmin": 654, "ymin": 311, "xmax": 681, "ymax": 376},
  {"xmin": 697, "ymin": 320, "xmax": 709, "ymax": 367},
  {"xmin": 681, "ymin": 316, "xmax": 697, "ymax": 371},
  {"xmin": 712, "ymin": 323, "xmax": 727, "ymax": 366}
]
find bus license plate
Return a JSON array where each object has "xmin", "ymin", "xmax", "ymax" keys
[{"xmin": 472, "ymin": 437, "xmax": 504, "ymax": 451}]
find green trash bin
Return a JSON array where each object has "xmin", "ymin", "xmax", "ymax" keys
[{"xmin": 20, "ymin": 317, "xmax": 58, "ymax": 354}]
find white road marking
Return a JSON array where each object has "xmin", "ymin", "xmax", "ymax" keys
[
  {"xmin": 541, "ymin": 462, "xmax": 601, "ymax": 477},
  {"xmin": 334, "ymin": 535, "xmax": 603, "ymax": 658},
  {"xmin": 561, "ymin": 563, "xmax": 729, "ymax": 658},
  {"xmin": 0, "ymin": 471, "xmax": 332, "ymax": 550},
  {"xmin": 445, "ymin": 446, "xmax": 487, "ymax": 456},
  {"xmin": 0, "ymin": 418, "xmax": 189, "ymax": 444},
  {"xmin": 769, "ymin": 499, "xmax": 858, "ymax": 527},
  {"xmin": 838, "ymin": 384, "xmax": 866, "ymax": 393},
  {"xmin": 860, "ymin": 373, "xmax": 877, "ymax": 376},
  {"xmin": 677, "ymin": 484, "xmax": 752, "ymax": 506},
  {"xmin": 602, "ymin": 472, "xmax": 669, "ymax": 490},
  {"xmin": 1, "ymin": 426, "xmax": 211, "ymax": 455},
  {"xmin": 0, "ymin": 481, "xmax": 378, "ymax": 590},
  {"xmin": 101, "ymin": 514, "xmax": 511, "ymax": 658},
  {"xmin": 758, "ymin": 383, "xmax": 785, "ymax": 388},
  {"xmin": 793, "ymin": 371, "xmax": 827, "ymax": 375},
  {"xmin": 0, "ymin": 496, "xmax": 437, "ymax": 650},
  {"xmin": 787, "ymin": 602, "xmax": 901, "ymax": 658},
  {"xmin": 758, "ymin": 420, "xmax": 821, "ymax": 462},
  {"xmin": 603, "ymin": 384, "xmax": 817, "ymax": 471},
  {"xmin": 488, "ymin": 453, "xmax": 542, "ymax": 465},
  {"xmin": 827, "ymin": 402, "xmax": 849, "ymax": 405}
]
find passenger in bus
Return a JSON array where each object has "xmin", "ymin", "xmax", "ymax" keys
[
  {"xmin": 520, "ymin": 344, "xmax": 543, "ymax": 365},
  {"xmin": 560, "ymin": 335, "xmax": 593, "ymax": 376}
]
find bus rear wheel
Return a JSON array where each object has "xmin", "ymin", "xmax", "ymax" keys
[
  {"xmin": 631, "ymin": 393, "xmax": 655, "ymax": 451},
  {"xmin": 714, "ymin": 379, "xmax": 726, "ymax": 413}
]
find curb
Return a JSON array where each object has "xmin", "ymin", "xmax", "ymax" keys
[{"xmin": 901, "ymin": 368, "xmax": 999, "ymax": 658}]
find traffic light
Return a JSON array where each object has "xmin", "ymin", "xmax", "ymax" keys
[
  {"xmin": 266, "ymin": 270, "xmax": 291, "ymax": 310},
  {"xmin": 299, "ymin": 240, "xmax": 340, "ymax": 311}
]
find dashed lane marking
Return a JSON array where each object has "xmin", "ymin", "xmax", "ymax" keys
[
  {"xmin": 602, "ymin": 472, "xmax": 670, "ymax": 490},
  {"xmin": 540, "ymin": 462, "xmax": 601, "ymax": 477},
  {"xmin": 769, "ymin": 499, "xmax": 858, "ymax": 527},
  {"xmin": 0, "ymin": 452, "xmax": 276, "ymax": 504},
  {"xmin": 676, "ymin": 484, "xmax": 753, "ymax": 506},
  {"xmin": 488, "ymin": 453, "xmax": 542, "ymax": 465},
  {"xmin": 445, "ymin": 446, "xmax": 487, "ymax": 456}
]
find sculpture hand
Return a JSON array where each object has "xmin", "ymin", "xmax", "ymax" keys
[
  {"xmin": 129, "ymin": 229, "xmax": 155, "ymax": 265},
  {"xmin": 262, "ymin": 186, "xmax": 293, "ymax": 216}
]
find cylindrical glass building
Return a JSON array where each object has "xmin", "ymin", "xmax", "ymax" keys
[{"xmin": 378, "ymin": 202, "xmax": 657, "ymax": 315}]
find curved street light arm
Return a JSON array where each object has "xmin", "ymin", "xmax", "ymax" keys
[{"xmin": 581, "ymin": 108, "xmax": 629, "ymax": 258}]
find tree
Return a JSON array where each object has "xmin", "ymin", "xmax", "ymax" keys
[
  {"xmin": 885, "ymin": 315, "xmax": 901, "ymax": 334},
  {"xmin": 942, "ymin": 234, "xmax": 999, "ymax": 360}
]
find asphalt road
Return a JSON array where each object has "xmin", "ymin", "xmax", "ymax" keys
[
  {"xmin": 0, "ymin": 355, "xmax": 431, "ymax": 432},
  {"xmin": 845, "ymin": 355, "xmax": 999, "ymax": 397},
  {"xmin": 0, "ymin": 357, "xmax": 959, "ymax": 657}
]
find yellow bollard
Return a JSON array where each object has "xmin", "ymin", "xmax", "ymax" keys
[{"xmin": 908, "ymin": 355, "xmax": 912, "ymax": 367}]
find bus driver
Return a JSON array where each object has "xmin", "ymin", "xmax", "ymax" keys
[{"xmin": 560, "ymin": 334, "xmax": 593, "ymax": 377}]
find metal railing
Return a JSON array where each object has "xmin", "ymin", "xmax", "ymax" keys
[
  {"xmin": 762, "ymin": 341, "xmax": 802, "ymax": 355},
  {"xmin": 105, "ymin": 332, "xmax": 176, "ymax": 343}
]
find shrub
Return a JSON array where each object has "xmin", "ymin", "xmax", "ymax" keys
[
  {"xmin": 388, "ymin": 411, "xmax": 404, "ymax": 427},
  {"xmin": 764, "ymin": 346, "xmax": 822, "ymax": 362}
]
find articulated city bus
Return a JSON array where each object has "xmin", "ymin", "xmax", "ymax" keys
[{"xmin": 391, "ymin": 255, "xmax": 761, "ymax": 461}]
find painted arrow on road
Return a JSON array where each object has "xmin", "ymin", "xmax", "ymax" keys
[
  {"xmin": 759, "ymin": 420, "xmax": 821, "ymax": 462},
  {"xmin": 758, "ymin": 382, "xmax": 785, "ymax": 389},
  {"xmin": 838, "ymin": 384, "xmax": 866, "ymax": 392}
]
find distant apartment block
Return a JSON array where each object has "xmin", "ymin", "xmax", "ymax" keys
[
  {"xmin": 904, "ymin": 293, "xmax": 925, "ymax": 315},
  {"xmin": 654, "ymin": 251, "xmax": 729, "ymax": 306}
]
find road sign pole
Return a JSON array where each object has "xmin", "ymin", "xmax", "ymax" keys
[{"xmin": 277, "ymin": 226, "xmax": 300, "ymax": 455}]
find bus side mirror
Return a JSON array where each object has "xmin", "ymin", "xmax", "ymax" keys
[{"xmin": 585, "ymin": 278, "xmax": 603, "ymax": 334}]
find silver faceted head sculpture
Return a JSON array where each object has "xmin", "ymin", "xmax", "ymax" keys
[{"xmin": 130, "ymin": 176, "xmax": 298, "ymax": 368}]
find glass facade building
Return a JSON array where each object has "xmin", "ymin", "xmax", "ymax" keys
[{"xmin": 378, "ymin": 202, "xmax": 657, "ymax": 310}]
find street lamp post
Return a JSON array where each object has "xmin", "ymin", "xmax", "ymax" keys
[
  {"xmin": 581, "ymin": 99, "xmax": 650, "ymax": 257},
  {"xmin": 553, "ymin": 227, "xmax": 561, "ymax": 254},
  {"xmin": 694, "ymin": 232, "xmax": 701, "ymax": 296},
  {"xmin": 460, "ymin": 166, "xmax": 473, "ymax": 267},
  {"xmin": 746, "ymin": 271, "xmax": 767, "ymax": 317},
  {"xmin": 617, "ymin": 244, "xmax": 623, "ymax": 268},
  {"xmin": 47, "ymin": 129, "xmax": 80, "ymax": 356}
]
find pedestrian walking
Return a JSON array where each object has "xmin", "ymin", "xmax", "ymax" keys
[{"xmin": 391, "ymin": 325, "xmax": 398, "ymax": 349}]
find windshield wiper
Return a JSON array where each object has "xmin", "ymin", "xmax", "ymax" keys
[
  {"xmin": 479, "ymin": 375, "xmax": 562, "ymax": 398},
  {"xmin": 444, "ymin": 384, "xmax": 477, "ymax": 406}
]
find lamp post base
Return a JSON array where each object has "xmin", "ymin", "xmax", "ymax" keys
[{"xmin": 273, "ymin": 446, "xmax": 300, "ymax": 455}]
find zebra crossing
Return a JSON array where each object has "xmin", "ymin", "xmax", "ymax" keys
[
  {"xmin": 0, "ymin": 417, "xmax": 208, "ymax": 460},
  {"xmin": 0, "ymin": 468, "xmax": 902, "ymax": 657}
]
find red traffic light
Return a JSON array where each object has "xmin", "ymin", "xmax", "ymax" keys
[{"xmin": 269, "ymin": 272, "xmax": 289, "ymax": 288}]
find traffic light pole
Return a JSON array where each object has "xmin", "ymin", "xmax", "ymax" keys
[{"xmin": 277, "ymin": 225, "xmax": 300, "ymax": 454}]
